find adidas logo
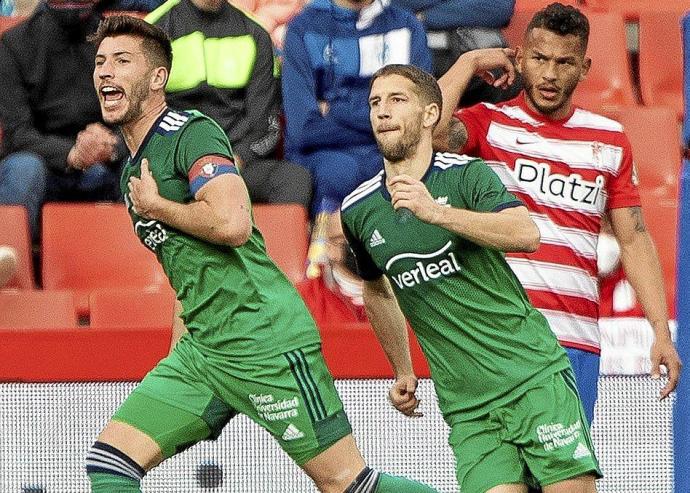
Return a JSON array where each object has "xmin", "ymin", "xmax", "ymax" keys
[
  {"xmin": 573, "ymin": 442, "xmax": 591, "ymax": 460},
  {"xmin": 370, "ymin": 229, "xmax": 386, "ymax": 247},
  {"xmin": 282, "ymin": 424, "xmax": 305, "ymax": 441}
]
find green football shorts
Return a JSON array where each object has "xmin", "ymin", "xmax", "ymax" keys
[
  {"xmin": 112, "ymin": 336, "xmax": 352, "ymax": 465},
  {"xmin": 448, "ymin": 369, "xmax": 602, "ymax": 493}
]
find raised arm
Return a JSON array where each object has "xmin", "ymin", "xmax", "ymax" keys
[
  {"xmin": 388, "ymin": 172, "xmax": 540, "ymax": 252},
  {"xmin": 128, "ymin": 157, "xmax": 252, "ymax": 247},
  {"xmin": 609, "ymin": 206, "xmax": 682, "ymax": 399},
  {"xmin": 433, "ymin": 48, "xmax": 516, "ymax": 152}
]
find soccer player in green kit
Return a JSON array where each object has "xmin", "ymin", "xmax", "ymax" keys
[
  {"xmin": 341, "ymin": 64, "xmax": 601, "ymax": 493},
  {"xmin": 85, "ymin": 15, "xmax": 437, "ymax": 493}
]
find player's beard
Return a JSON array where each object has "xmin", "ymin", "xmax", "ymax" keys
[
  {"xmin": 377, "ymin": 120, "xmax": 423, "ymax": 163},
  {"xmin": 112, "ymin": 77, "xmax": 151, "ymax": 126},
  {"xmin": 524, "ymin": 77, "xmax": 578, "ymax": 117}
]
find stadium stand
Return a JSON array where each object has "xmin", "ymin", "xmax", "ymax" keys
[
  {"xmin": 639, "ymin": 10, "xmax": 685, "ymax": 119},
  {"xmin": 253, "ymin": 203, "xmax": 308, "ymax": 284},
  {"xmin": 0, "ymin": 206, "xmax": 34, "ymax": 289},
  {"xmin": 614, "ymin": 106, "xmax": 681, "ymax": 200},
  {"xmin": 0, "ymin": 290, "xmax": 76, "ymax": 328},
  {"xmin": 89, "ymin": 287, "xmax": 176, "ymax": 329},
  {"xmin": 41, "ymin": 203, "xmax": 168, "ymax": 318}
]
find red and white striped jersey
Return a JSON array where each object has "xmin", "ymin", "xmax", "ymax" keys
[{"xmin": 455, "ymin": 93, "xmax": 641, "ymax": 353}]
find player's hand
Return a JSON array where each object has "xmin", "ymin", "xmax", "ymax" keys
[
  {"xmin": 461, "ymin": 47, "xmax": 516, "ymax": 90},
  {"xmin": 389, "ymin": 374, "xmax": 423, "ymax": 417},
  {"xmin": 388, "ymin": 174, "xmax": 442, "ymax": 224},
  {"xmin": 650, "ymin": 332, "xmax": 682, "ymax": 400},
  {"xmin": 128, "ymin": 159, "xmax": 161, "ymax": 219},
  {"xmin": 68, "ymin": 123, "xmax": 119, "ymax": 169}
]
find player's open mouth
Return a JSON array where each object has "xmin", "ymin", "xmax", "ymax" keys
[{"xmin": 100, "ymin": 85, "xmax": 125, "ymax": 108}]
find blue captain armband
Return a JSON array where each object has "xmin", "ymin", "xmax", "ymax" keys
[{"xmin": 188, "ymin": 155, "xmax": 239, "ymax": 195}]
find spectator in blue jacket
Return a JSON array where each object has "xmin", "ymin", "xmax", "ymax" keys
[{"xmin": 282, "ymin": 0, "xmax": 432, "ymax": 216}]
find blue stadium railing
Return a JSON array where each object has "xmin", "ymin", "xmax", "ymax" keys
[{"xmin": 675, "ymin": 12, "xmax": 690, "ymax": 493}]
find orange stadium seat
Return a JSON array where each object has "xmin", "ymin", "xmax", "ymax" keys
[
  {"xmin": 0, "ymin": 290, "xmax": 77, "ymax": 328},
  {"xmin": 89, "ymin": 287, "xmax": 176, "ymax": 328},
  {"xmin": 597, "ymin": 0, "xmax": 689, "ymax": 21},
  {"xmin": 638, "ymin": 11, "xmax": 684, "ymax": 119},
  {"xmin": 504, "ymin": 10, "xmax": 637, "ymax": 113},
  {"xmin": 513, "ymin": 0, "xmax": 601, "ymax": 13},
  {"xmin": 253, "ymin": 203, "xmax": 308, "ymax": 284},
  {"xmin": 0, "ymin": 15, "xmax": 25, "ymax": 36},
  {"xmin": 42, "ymin": 203, "xmax": 168, "ymax": 318},
  {"xmin": 615, "ymin": 106, "xmax": 681, "ymax": 200},
  {"xmin": 0, "ymin": 206, "xmax": 34, "ymax": 290}
]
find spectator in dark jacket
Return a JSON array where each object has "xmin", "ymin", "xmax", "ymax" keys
[
  {"xmin": 0, "ymin": 0, "xmax": 125, "ymax": 239},
  {"xmin": 147, "ymin": 0, "xmax": 312, "ymax": 208}
]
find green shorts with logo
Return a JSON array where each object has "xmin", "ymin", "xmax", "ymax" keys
[
  {"xmin": 448, "ymin": 369, "xmax": 602, "ymax": 493},
  {"xmin": 112, "ymin": 336, "xmax": 352, "ymax": 465}
]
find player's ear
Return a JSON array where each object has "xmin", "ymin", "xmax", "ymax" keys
[
  {"xmin": 151, "ymin": 67, "xmax": 168, "ymax": 91},
  {"xmin": 423, "ymin": 102, "xmax": 440, "ymax": 129},
  {"xmin": 579, "ymin": 56, "xmax": 591, "ymax": 82}
]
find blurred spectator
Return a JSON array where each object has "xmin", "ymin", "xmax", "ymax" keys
[
  {"xmin": 598, "ymin": 216, "xmax": 644, "ymax": 318},
  {"xmin": 0, "ymin": 245, "xmax": 17, "ymax": 287},
  {"xmin": 147, "ymin": 0, "xmax": 312, "ymax": 208},
  {"xmin": 1, "ymin": 0, "xmax": 16, "ymax": 15},
  {"xmin": 104, "ymin": 0, "xmax": 164, "ymax": 11},
  {"xmin": 282, "ymin": 0, "xmax": 432, "ymax": 216},
  {"xmin": 297, "ymin": 210, "xmax": 367, "ymax": 328},
  {"xmin": 0, "ymin": 0, "xmax": 125, "ymax": 240},
  {"xmin": 393, "ymin": 0, "xmax": 521, "ymax": 106}
]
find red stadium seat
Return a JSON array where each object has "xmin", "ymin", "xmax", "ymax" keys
[
  {"xmin": 89, "ymin": 287, "xmax": 176, "ymax": 328},
  {"xmin": 513, "ymin": 0, "xmax": 603, "ymax": 13},
  {"xmin": 504, "ymin": 10, "xmax": 637, "ymax": 113},
  {"xmin": 0, "ymin": 206, "xmax": 34, "ymax": 289},
  {"xmin": 0, "ymin": 15, "xmax": 25, "ymax": 36},
  {"xmin": 639, "ymin": 11, "xmax": 684, "ymax": 119},
  {"xmin": 253, "ymin": 203, "xmax": 308, "ymax": 284},
  {"xmin": 42, "ymin": 203, "xmax": 168, "ymax": 318},
  {"xmin": 615, "ymin": 106, "xmax": 681, "ymax": 200},
  {"xmin": 597, "ymin": 0, "xmax": 689, "ymax": 21},
  {"xmin": 0, "ymin": 290, "xmax": 77, "ymax": 328}
]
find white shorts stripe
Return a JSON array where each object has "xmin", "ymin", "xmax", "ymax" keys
[{"xmin": 507, "ymin": 258, "xmax": 599, "ymax": 302}]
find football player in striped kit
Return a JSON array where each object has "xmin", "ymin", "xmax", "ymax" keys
[{"xmin": 434, "ymin": 2, "xmax": 681, "ymax": 425}]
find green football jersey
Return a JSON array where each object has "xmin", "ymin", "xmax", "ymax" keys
[
  {"xmin": 341, "ymin": 152, "xmax": 570, "ymax": 423},
  {"xmin": 121, "ymin": 109, "xmax": 320, "ymax": 359}
]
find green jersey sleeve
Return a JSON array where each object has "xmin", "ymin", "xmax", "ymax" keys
[
  {"xmin": 342, "ymin": 218, "xmax": 384, "ymax": 281},
  {"xmin": 460, "ymin": 160, "xmax": 523, "ymax": 213},
  {"xmin": 174, "ymin": 117, "xmax": 234, "ymax": 175}
]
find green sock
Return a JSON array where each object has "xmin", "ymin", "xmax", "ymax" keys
[
  {"xmin": 88, "ymin": 472, "xmax": 142, "ymax": 493},
  {"xmin": 375, "ymin": 472, "xmax": 439, "ymax": 492}
]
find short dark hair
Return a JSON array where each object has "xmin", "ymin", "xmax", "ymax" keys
[
  {"xmin": 527, "ymin": 2, "xmax": 590, "ymax": 51},
  {"xmin": 89, "ymin": 15, "xmax": 172, "ymax": 72},
  {"xmin": 370, "ymin": 64, "xmax": 443, "ymax": 126}
]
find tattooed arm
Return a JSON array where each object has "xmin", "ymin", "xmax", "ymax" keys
[
  {"xmin": 433, "ymin": 48, "xmax": 516, "ymax": 152},
  {"xmin": 609, "ymin": 206, "xmax": 681, "ymax": 399}
]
